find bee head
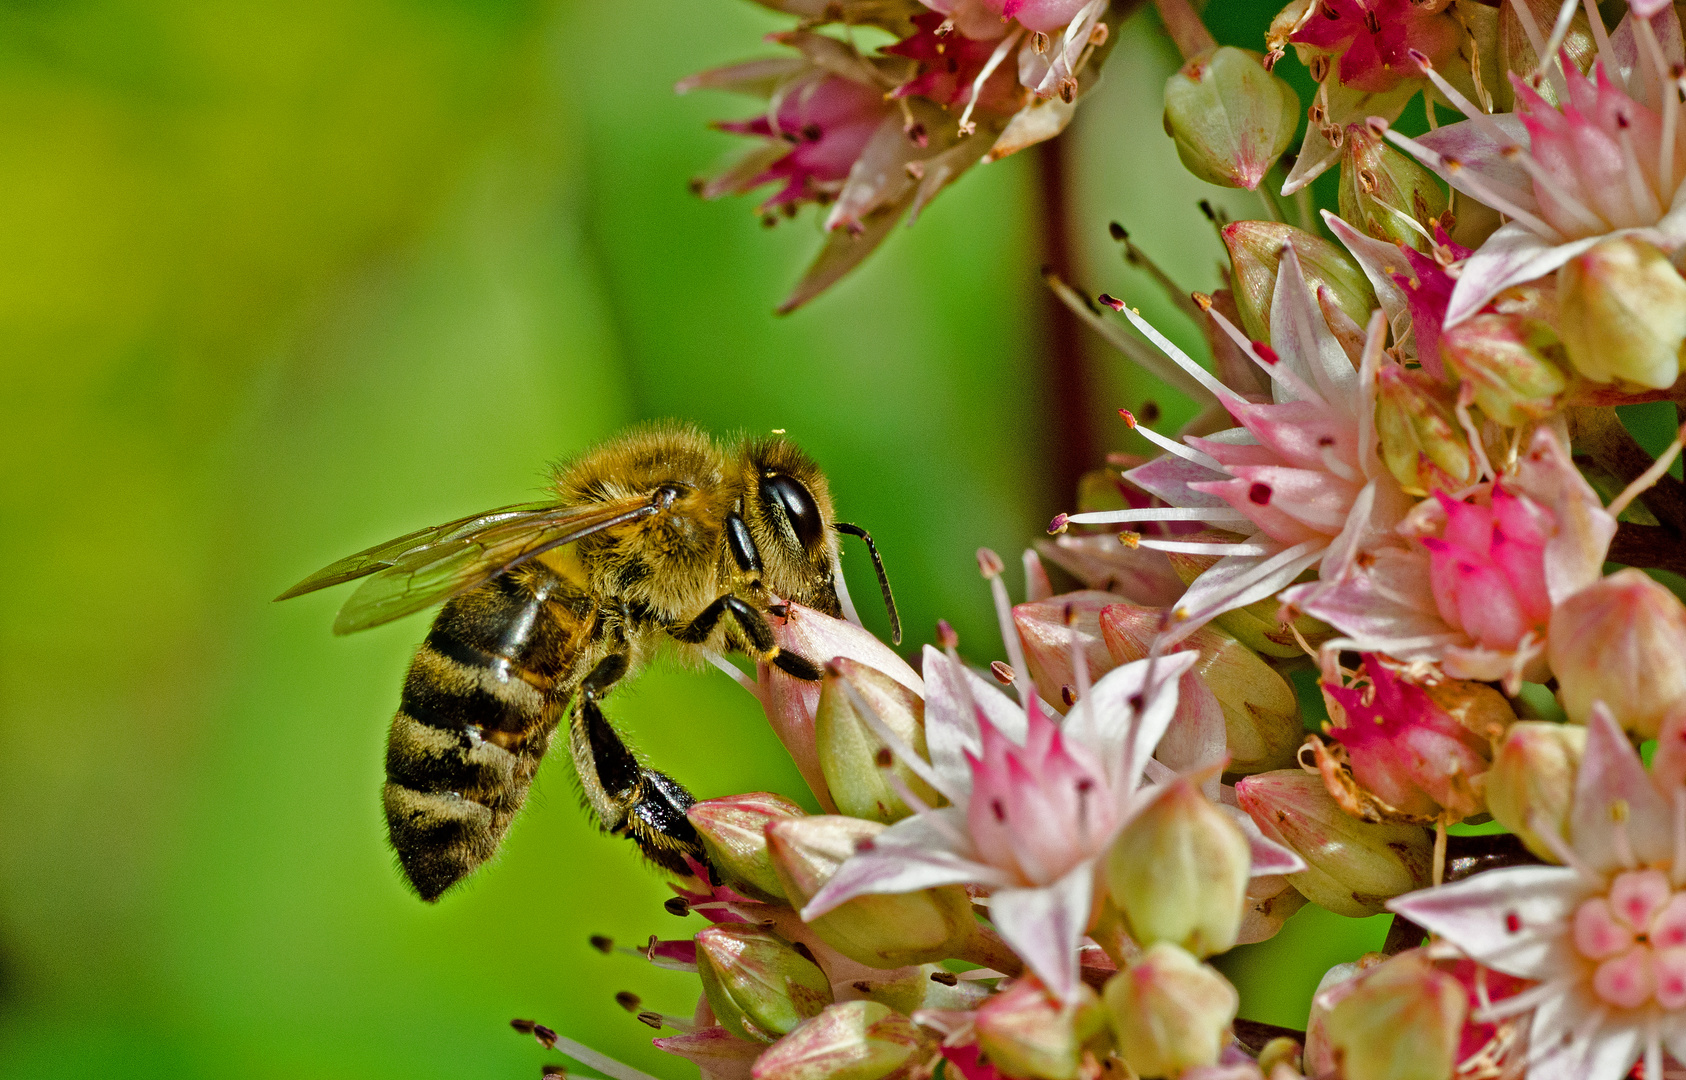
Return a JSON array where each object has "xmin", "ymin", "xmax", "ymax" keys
[{"xmin": 740, "ymin": 437, "xmax": 842, "ymax": 616}]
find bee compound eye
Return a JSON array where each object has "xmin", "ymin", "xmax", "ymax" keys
[{"xmin": 760, "ymin": 473, "xmax": 824, "ymax": 549}]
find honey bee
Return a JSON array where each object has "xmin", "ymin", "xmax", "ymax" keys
[{"xmin": 279, "ymin": 423, "xmax": 899, "ymax": 901}]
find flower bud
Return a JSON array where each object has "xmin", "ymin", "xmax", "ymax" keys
[
  {"xmin": 1163, "ymin": 47, "xmax": 1300, "ymax": 191},
  {"xmin": 696, "ymin": 925, "xmax": 834, "ymax": 1044},
  {"xmin": 1549, "ymin": 568, "xmax": 1686, "ymax": 736},
  {"xmin": 1101, "ymin": 603, "xmax": 1302, "ymax": 774},
  {"xmin": 750, "ymin": 1000, "xmax": 924, "ymax": 1080},
  {"xmin": 1337, "ymin": 122, "xmax": 1448, "ymax": 252},
  {"xmin": 1103, "ymin": 943, "xmax": 1238, "ymax": 1077},
  {"xmin": 1014, "ymin": 591, "xmax": 1123, "ymax": 714},
  {"xmin": 974, "ymin": 976, "xmax": 1108, "ymax": 1080},
  {"xmin": 815, "ymin": 658, "xmax": 938, "ymax": 824},
  {"xmin": 1106, "ymin": 778, "xmax": 1251, "ymax": 957},
  {"xmin": 1439, "ymin": 313, "xmax": 1568, "ymax": 427},
  {"xmin": 1483, "ymin": 721, "xmax": 1584, "ymax": 862},
  {"xmin": 1320, "ymin": 951, "xmax": 1466, "ymax": 1080},
  {"xmin": 1235, "ymin": 771, "xmax": 1433, "ymax": 917},
  {"xmin": 766, "ymin": 816, "xmax": 980, "ymax": 969},
  {"xmin": 761, "ymin": 603, "xmax": 925, "ymax": 812},
  {"xmin": 851, "ymin": 964, "xmax": 992, "ymax": 1016},
  {"xmin": 654, "ymin": 1025, "xmax": 763, "ymax": 1080},
  {"xmin": 1557, "ymin": 236, "xmax": 1686, "ymax": 390},
  {"xmin": 1237, "ymin": 873, "xmax": 1309, "ymax": 945},
  {"xmin": 1373, "ymin": 365, "xmax": 1476, "ymax": 497},
  {"xmin": 1222, "ymin": 221, "xmax": 1377, "ymax": 344},
  {"xmin": 688, "ymin": 792, "xmax": 807, "ymax": 903}
]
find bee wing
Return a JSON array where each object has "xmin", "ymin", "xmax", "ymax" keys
[{"xmin": 278, "ymin": 493, "xmax": 669, "ymax": 635}]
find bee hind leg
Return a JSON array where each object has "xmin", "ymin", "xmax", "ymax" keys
[
  {"xmin": 568, "ymin": 675, "xmax": 707, "ymax": 878},
  {"xmin": 670, "ymin": 594, "xmax": 821, "ymax": 681}
]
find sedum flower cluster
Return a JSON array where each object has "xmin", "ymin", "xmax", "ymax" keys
[{"xmin": 527, "ymin": 0, "xmax": 1686, "ymax": 1078}]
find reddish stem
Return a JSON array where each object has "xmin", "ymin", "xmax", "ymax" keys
[{"xmin": 1035, "ymin": 134, "xmax": 1099, "ymax": 517}]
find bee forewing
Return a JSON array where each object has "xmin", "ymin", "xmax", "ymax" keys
[{"xmin": 324, "ymin": 493, "xmax": 670, "ymax": 634}]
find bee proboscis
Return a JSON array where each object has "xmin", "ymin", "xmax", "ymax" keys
[{"xmin": 279, "ymin": 423, "xmax": 898, "ymax": 901}]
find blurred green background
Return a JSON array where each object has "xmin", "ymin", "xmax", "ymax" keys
[{"xmin": 0, "ymin": 0, "xmax": 1386, "ymax": 1077}]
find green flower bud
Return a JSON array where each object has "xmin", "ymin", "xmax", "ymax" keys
[
  {"xmin": 688, "ymin": 792, "xmax": 807, "ymax": 903},
  {"xmin": 696, "ymin": 925, "xmax": 834, "ymax": 1044},
  {"xmin": 1235, "ymin": 771, "xmax": 1433, "ymax": 918},
  {"xmin": 1321, "ymin": 951, "xmax": 1465, "ymax": 1080},
  {"xmin": 1222, "ymin": 221, "xmax": 1377, "ymax": 344},
  {"xmin": 849, "ymin": 964, "xmax": 992, "ymax": 1016},
  {"xmin": 815, "ymin": 658, "xmax": 938, "ymax": 824},
  {"xmin": 1557, "ymin": 236, "xmax": 1686, "ymax": 389},
  {"xmin": 749, "ymin": 1001, "xmax": 925, "ymax": 1080},
  {"xmin": 1338, "ymin": 122, "xmax": 1448, "ymax": 252},
  {"xmin": 1101, "ymin": 603, "xmax": 1302, "ymax": 774},
  {"xmin": 1103, "ymin": 944, "xmax": 1238, "ymax": 1078},
  {"xmin": 766, "ymin": 816, "xmax": 981, "ymax": 969},
  {"xmin": 1163, "ymin": 46, "xmax": 1301, "ymax": 191},
  {"xmin": 1105, "ymin": 777, "xmax": 1251, "ymax": 957},
  {"xmin": 1483, "ymin": 721, "xmax": 1584, "ymax": 862},
  {"xmin": 1439, "ymin": 312, "xmax": 1568, "ymax": 427},
  {"xmin": 1549, "ymin": 568, "xmax": 1686, "ymax": 736},
  {"xmin": 975, "ymin": 977, "xmax": 1108, "ymax": 1080},
  {"xmin": 1374, "ymin": 364, "xmax": 1477, "ymax": 497}
]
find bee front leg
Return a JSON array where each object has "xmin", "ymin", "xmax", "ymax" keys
[
  {"xmin": 669, "ymin": 594, "xmax": 821, "ymax": 681},
  {"xmin": 566, "ymin": 656, "xmax": 706, "ymax": 877}
]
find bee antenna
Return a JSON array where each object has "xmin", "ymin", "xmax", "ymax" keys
[{"xmin": 833, "ymin": 522, "xmax": 901, "ymax": 646}]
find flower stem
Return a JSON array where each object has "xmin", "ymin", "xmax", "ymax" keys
[
  {"xmin": 1572, "ymin": 405, "xmax": 1686, "ymax": 537},
  {"xmin": 956, "ymin": 919, "xmax": 1028, "ymax": 976},
  {"xmin": 1152, "ymin": 0, "xmax": 1215, "ymax": 61},
  {"xmin": 1035, "ymin": 135, "xmax": 1099, "ymax": 515}
]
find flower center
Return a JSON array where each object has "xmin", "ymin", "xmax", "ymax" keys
[{"xmin": 1573, "ymin": 868, "xmax": 1686, "ymax": 1009}]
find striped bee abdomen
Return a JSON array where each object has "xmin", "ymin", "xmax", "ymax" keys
[{"xmin": 382, "ymin": 562, "xmax": 586, "ymax": 901}]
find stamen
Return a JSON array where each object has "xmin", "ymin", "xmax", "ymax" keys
[
  {"xmin": 1646, "ymin": 1019, "xmax": 1662, "ymax": 1080},
  {"xmin": 1526, "ymin": 808, "xmax": 1604, "ymax": 883},
  {"xmin": 956, "ymin": 27, "xmax": 1023, "ymax": 136},
  {"xmin": 1580, "ymin": 0, "xmax": 1612, "ymax": 74},
  {"xmin": 1616, "ymin": 115, "xmax": 1665, "ymax": 221},
  {"xmin": 1637, "ymin": 16, "xmax": 1682, "ymax": 194},
  {"xmin": 702, "ymin": 649, "xmax": 763, "ymax": 701},
  {"xmin": 1455, "ymin": 382, "xmax": 1496, "ymax": 481},
  {"xmin": 1106, "ymin": 297, "xmax": 1247, "ymax": 406},
  {"xmin": 514, "ymin": 1026, "xmax": 666, "ymax": 1080},
  {"xmin": 1608, "ymin": 420, "xmax": 1686, "ymax": 517},
  {"xmin": 979, "ymin": 548, "xmax": 1034, "ymax": 710},
  {"xmin": 1128, "ymin": 536, "xmax": 1277, "ymax": 556},
  {"xmin": 1068, "ymin": 614, "xmax": 1092, "ymax": 705},
  {"xmin": 1061, "ymin": 507, "xmax": 1253, "ymax": 526},
  {"xmin": 1023, "ymin": 548, "xmax": 1052, "ymax": 603},
  {"xmin": 1319, "ymin": 441, "xmax": 1362, "ymax": 482},
  {"xmin": 1472, "ymin": 977, "xmax": 1568, "ymax": 1023},
  {"xmin": 838, "ymin": 674, "xmax": 967, "ymax": 805},
  {"xmin": 1168, "ymin": 538, "xmax": 1327, "ymax": 634},
  {"xmin": 1118, "ymin": 407, "xmax": 1226, "ymax": 470},
  {"xmin": 1357, "ymin": 311, "xmax": 1385, "ymax": 480},
  {"xmin": 1537, "ymin": 0, "xmax": 1581, "ymax": 91},
  {"xmin": 1376, "ymin": 122, "xmax": 1566, "ymax": 241},
  {"xmin": 1200, "ymin": 299, "xmax": 1328, "ymax": 405}
]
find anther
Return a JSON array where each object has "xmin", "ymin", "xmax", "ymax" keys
[
  {"xmin": 1061, "ymin": 684, "xmax": 1078, "ymax": 707},
  {"xmin": 589, "ymin": 935, "xmax": 614, "ymax": 954},
  {"xmin": 1254, "ymin": 342, "xmax": 1280, "ymax": 364},
  {"xmin": 616, "ymin": 992, "xmax": 642, "ymax": 1013},
  {"xmin": 636, "ymin": 1013, "xmax": 663, "ymax": 1030},
  {"xmin": 543, "ymin": 1067, "xmax": 568, "ymax": 1079},
  {"xmin": 1109, "ymin": 221, "xmax": 1128, "ymax": 240},
  {"xmin": 1097, "ymin": 292, "xmax": 1125, "ymax": 311},
  {"xmin": 977, "ymin": 547, "xmax": 1006, "ymax": 578},
  {"xmin": 1364, "ymin": 8, "xmax": 1380, "ymax": 32},
  {"xmin": 991, "ymin": 660, "xmax": 1016, "ymax": 684},
  {"xmin": 937, "ymin": 619, "xmax": 959, "ymax": 649},
  {"xmin": 1119, "ymin": 531, "xmax": 1142, "ymax": 548},
  {"xmin": 875, "ymin": 747, "xmax": 894, "ymax": 767},
  {"xmin": 664, "ymin": 897, "xmax": 691, "ymax": 917},
  {"xmin": 1118, "ymin": 408, "xmax": 1138, "ymax": 428},
  {"xmin": 1032, "ymin": 30, "xmax": 1050, "ymax": 53},
  {"xmin": 533, "ymin": 1025, "xmax": 559, "ymax": 1049},
  {"xmin": 931, "ymin": 970, "xmax": 960, "ymax": 986},
  {"xmin": 1049, "ymin": 513, "xmax": 1070, "ymax": 534},
  {"xmin": 1192, "ymin": 291, "xmax": 1214, "ymax": 310}
]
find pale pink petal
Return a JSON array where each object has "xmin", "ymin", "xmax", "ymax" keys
[
  {"xmin": 1609, "ymin": 6, "xmax": 1685, "ymax": 89},
  {"xmin": 1573, "ymin": 704, "xmax": 1675, "ymax": 873},
  {"xmin": 800, "ymin": 810, "xmax": 1011, "ymax": 919},
  {"xmin": 1321, "ymin": 211, "xmax": 1410, "ymax": 329},
  {"xmin": 1065, "ymin": 650, "xmax": 1197, "ymax": 792},
  {"xmin": 1122, "ymin": 453, "xmax": 1235, "ymax": 509},
  {"xmin": 922, "ymin": 645, "xmax": 1027, "ymax": 797},
  {"xmin": 1162, "ymin": 541, "xmax": 1329, "ymax": 648},
  {"xmin": 1413, "ymin": 113, "xmax": 1535, "ymax": 207},
  {"xmin": 1281, "ymin": 81, "xmax": 1416, "ymax": 194},
  {"xmin": 989, "ymin": 861, "xmax": 1096, "ymax": 1003},
  {"xmin": 655, "ymin": 1026, "xmax": 761, "ymax": 1080},
  {"xmin": 1270, "ymin": 246, "xmax": 1362, "ymax": 416},
  {"xmin": 1035, "ymin": 534, "xmax": 1187, "ymax": 607},
  {"xmin": 1511, "ymin": 426, "xmax": 1617, "ymax": 604},
  {"xmin": 1283, "ymin": 545, "xmax": 1460, "ymax": 660},
  {"xmin": 1386, "ymin": 865, "xmax": 1587, "ymax": 980},
  {"xmin": 1238, "ymin": 814, "xmax": 1307, "ymax": 875},
  {"xmin": 1444, "ymin": 222, "xmax": 1606, "ymax": 326}
]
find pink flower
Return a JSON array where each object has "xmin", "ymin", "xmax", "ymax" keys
[
  {"xmin": 1057, "ymin": 246, "xmax": 1410, "ymax": 648},
  {"xmin": 798, "ymin": 570, "xmax": 1301, "ymax": 1001},
  {"xmin": 1285, "ymin": 0, "xmax": 1461, "ymax": 94},
  {"xmin": 1316, "ymin": 655, "xmax": 1496, "ymax": 821},
  {"xmin": 713, "ymin": 75, "xmax": 894, "ymax": 212},
  {"xmin": 1283, "ymin": 424, "xmax": 1616, "ymax": 690},
  {"xmin": 1382, "ymin": 6, "xmax": 1686, "ymax": 324},
  {"xmin": 884, "ymin": 12, "xmax": 1023, "ymax": 114},
  {"xmin": 1389, "ymin": 706, "xmax": 1686, "ymax": 1080}
]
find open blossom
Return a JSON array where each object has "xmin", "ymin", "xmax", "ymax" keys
[
  {"xmin": 799, "ymin": 574, "xmax": 1301, "ymax": 1001},
  {"xmin": 1282, "ymin": 424, "xmax": 1616, "ymax": 689},
  {"xmin": 1384, "ymin": 5, "xmax": 1686, "ymax": 325},
  {"xmin": 1055, "ymin": 246, "xmax": 1409, "ymax": 648},
  {"xmin": 1389, "ymin": 705, "xmax": 1686, "ymax": 1080},
  {"xmin": 1277, "ymin": 0, "xmax": 1461, "ymax": 94},
  {"xmin": 709, "ymin": 74, "xmax": 897, "ymax": 213}
]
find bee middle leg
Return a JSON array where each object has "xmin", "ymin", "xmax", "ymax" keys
[
  {"xmin": 669, "ymin": 594, "xmax": 822, "ymax": 681},
  {"xmin": 567, "ymin": 655, "xmax": 706, "ymax": 876}
]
